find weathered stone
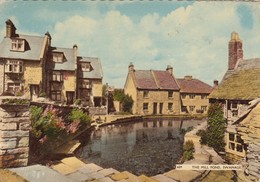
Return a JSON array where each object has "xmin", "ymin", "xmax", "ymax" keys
[
  {"xmin": 3, "ymin": 158, "xmax": 28, "ymax": 167},
  {"xmin": 7, "ymin": 147, "xmax": 29, "ymax": 154},
  {"xmin": 0, "ymin": 154, "xmax": 15, "ymax": 161},
  {"xmin": 0, "ymin": 138, "xmax": 17, "ymax": 149},
  {"xmin": 0, "ymin": 122, "xmax": 17, "ymax": 130},
  {"xmin": 19, "ymin": 122, "xmax": 31, "ymax": 130},
  {"xmin": 0, "ymin": 111, "xmax": 16, "ymax": 118},
  {"xmin": 17, "ymin": 153, "xmax": 29, "ymax": 159},
  {"xmin": 248, "ymin": 165, "xmax": 259, "ymax": 173},
  {"xmin": 0, "ymin": 130, "xmax": 29, "ymax": 137},
  {"xmin": 1, "ymin": 117, "xmax": 28, "ymax": 123},
  {"xmin": 0, "ymin": 149, "xmax": 6, "ymax": 155},
  {"xmin": 17, "ymin": 137, "xmax": 29, "ymax": 147},
  {"xmin": 17, "ymin": 111, "xmax": 30, "ymax": 117}
]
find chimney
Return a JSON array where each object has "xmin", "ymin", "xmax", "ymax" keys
[
  {"xmin": 45, "ymin": 31, "xmax": 52, "ymax": 46},
  {"xmin": 228, "ymin": 32, "xmax": 243, "ymax": 70},
  {"xmin": 213, "ymin": 80, "xmax": 219, "ymax": 88},
  {"xmin": 5, "ymin": 19, "xmax": 17, "ymax": 38},
  {"xmin": 128, "ymin": 62, "xmax": 134, "ymax": 72},
  {"xmin": 166, "ymin": 65, "xmax": 173, "ymax": 75},
  {"xmin": 73, "ymin": 44, "xmax": 78, "ymax": 69},
  {"xmin": 184, "ymin": 75, "xmax": 192, "ymax": 80}
]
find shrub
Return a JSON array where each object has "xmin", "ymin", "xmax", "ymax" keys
[
  {"xmin": 67, "ymin": 108, "xmax": 91, "ymax": 124},
  {"xmin": 207, "ymin": 103, "xmax": 226, "ymax": 152},
  {"xmin": 113, "ymin": 89, "xmax": 133, "ymax": 113},
  {"xmin": 196, "ymin": 129, "xmax": 208, "ymax": 145},
  {"xmin": 181, "ymin": 140, "xmax": 195, "ymax": 162},
  {"xmin": 74, "ymin": 99, "xmax": 81, "ymax": 106},
  {"xmin": 39, "ymin": 92, "xmax": 47, "ymax": 98}
]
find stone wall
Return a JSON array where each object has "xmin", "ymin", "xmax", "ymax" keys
[{"xmin": 0, "ymin": 98, "xmax": 30, "ymax": 168}]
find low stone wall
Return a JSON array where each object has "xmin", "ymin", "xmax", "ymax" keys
[
  {"xmin": 89, "ymin": 107, "xmax": 107, "ymax": 115},
  {"xmin": 0, "ymin": 98, "xmax": 30, "ymax": 168}
]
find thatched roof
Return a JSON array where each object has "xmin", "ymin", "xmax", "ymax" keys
[{"xmin": 209, "ymin": 68, "xmax": 260, "ymax": 100}]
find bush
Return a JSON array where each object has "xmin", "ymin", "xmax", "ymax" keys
[
  {"xmin": 67, "ymin": 108, "xmax": 91, "ymax": 124},
  {"xmin": 196, "ymin": 129, "xmax": 208, "ymax": 145},
  {"xmin": 74, "ymin": 99, "xmax": 81, "ymax": 106},
  {"xmin": 39, "ymin": 92, "xmax": 47, "ymax": 98},
  {"xmin": 113, "ymin": 89, "xmax": 133, "ymax": 113},
  {"xmin": 181, "ymin": 140, "xmax": 195, "ymax": 162},
  {"xmin": 207, "ymin": 103, "xmax": 226, "ymax": 152}
]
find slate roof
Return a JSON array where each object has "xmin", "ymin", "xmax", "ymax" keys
[
  {"xmin": 78, "ymin": 57, "xmax": 103, "ymax": 79},
  {"xmin": 209, "ymin": 58, "xmax": 260, "ymax": 100},
  {"xmin": 133, "ymin": 70, "xmax": 180, "ymax": 90},
  {"xmin": 0, "ymin": 34, "xmax": 45, "ymax": 61},
  {"xmin": 177, "ymin": 78, "xmax": 213, "ymax": 94},
  {"xmin": 52, "ymin": 47, "xmax": 75, "ymax": 71}
]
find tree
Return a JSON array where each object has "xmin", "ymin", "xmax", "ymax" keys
[
  {"xmin": 113, "ymin": 89, "xmax": 133, "ymax": 113},
  {"xmin": 207, "ymin": 103, "xmax": 226, "ymax": 152}
]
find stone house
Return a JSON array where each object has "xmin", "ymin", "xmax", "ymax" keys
[
  {"xmin": 0, "ymin": 19, "xmax": 50, "ymax": 99},
  {"xmin": 77, "ymin": 57, "xmax": 103, "ymax": 107},
  {"xmin": 177, "ymin": 76, "xmax": 213, "ymax": 114},
  {"xmin": 0, "ymin": 19, "xmax": 103, "ymax": 107},
  {"xmin": 237, "ymin": 99, "xmax": 260, "ymax": 181},
  {"xmin": 209, "ymin": 32, "xmax": 260, "ymax": 160},
  {"xmin": 124, "ymin": 63, "xmax": 181, "ymax": 115}
]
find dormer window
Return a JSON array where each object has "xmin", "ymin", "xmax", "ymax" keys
[
  {"xmin": 5, "ymin": 60, "xmax": 23, "ymax": 73},
  {"xmin": 11, "ymin": 39, "xmax": 25, "ymax": 52},
  {"xmin": 81, "ymin": 62, "xmax": 90, "ymax": 72},
  {"xmin": 53, "ymin": 53, "xmax": 64, "ymax": 63}
]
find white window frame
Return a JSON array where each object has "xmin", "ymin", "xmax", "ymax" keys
[
  {"xmin": 189, "ymin": 105, "xmax": 195, "ymax": 112},
  {"xmin": 143, "ymin": 103, "xmax": 148, "ymax": 111},
  {"xmin": 201, "ymin": 106, "xmax": 207, "ymax": 112},
  {"xmin": 81, "ymin": 80, "xmax": 91, "ymax": 89},
  {"xmin": 5, "ymin": 60, "xmax": 23, "ymax": 73},
  {"xmin": 52, "ymin": 71, "xmax": 63, "ymax": 82},
  {"xmin": 168, "ymin": 103, "xmax": 173, "ymax": 111},
  {"xmin": 81, "ymin": 62, "xmax": 91, "ymax": 72},
  {"xmin": 7, "ymin": 82, "xmax": 21, "ymax": 92},
  {"xmin": 53, "ymin": 53, "xmax": 64, "ymax": 63},
  {"xmin": 11, "ymin": 39, "xmax": 25, "ymax": 52}
]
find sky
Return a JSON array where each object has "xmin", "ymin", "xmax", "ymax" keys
[{"xmin": 0, "ymin": 1, "xmax": 259, "ymax": 88}]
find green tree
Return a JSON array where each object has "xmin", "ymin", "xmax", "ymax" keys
[
  {"xmin": 113, "ymin": 89, "xmax": 133, "ymax": 113},
  {"xmin": 207, "ymin": 103, "xmax": 226, "ymax": 152}
]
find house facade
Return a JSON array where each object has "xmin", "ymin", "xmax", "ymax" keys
[
  {"xmin": 209, "ymin": 32, "xmax": 260, "ymax": 160},
  {"xmin": 0, "ymin": 19, "xmax": 50, "ymax": 99},
  {"xmin": 177, "ymin": 76, "xmax": 213, "ymax": 114},
  {"xmin": 124, "ymin": 63, "xmax": 181, "ymax": 115},
  {"xmin": 0, "ymin": 19, "xmax": 103, "ymax": 107}
]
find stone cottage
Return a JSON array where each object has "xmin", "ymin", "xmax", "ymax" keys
[
  {"xmin": 177, "ymin": 76, "xmax": 213, "ymax": 114},
  {"xmin": 124, "ymin": 63, "xmax": 181, "ymax": 115},
  {"xmin": 0, "ymin": 19, "xmax": 103, "ymax": 107},
  {"xmin": 209, "ymin": 32, "xmax": 260, "ymax": 160}
]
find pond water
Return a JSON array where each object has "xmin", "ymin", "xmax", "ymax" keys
[{"xmin": 78, "ymin": 118, "xmax": 204, "ymax": 176}]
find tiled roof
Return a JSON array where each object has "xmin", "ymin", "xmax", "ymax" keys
[
  {"xmin": 177, "ymin": 78, "xmax": 213, "ymax": 94},
  {"xmin": 0, "ymin": 34, "xmax": 45, "ymax": 60},
  {"xmin": 210, "ymin": 58, "xmax": 260, "ymax": 100},
  {"xmin": 78, "ymin": 57, "xmax": 103, "ymax": 79},
  {"xmin": 133, "ymin": 70, "xmax": 179, "ymax": 90},
  {"xmin": 52, "ymin": 47, "xmax": 75, "ymax": 71}
]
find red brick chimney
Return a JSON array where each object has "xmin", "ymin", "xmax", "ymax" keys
[{"xmin": 228, "ymin": 32, "xmax": 243, "ymax": 70}]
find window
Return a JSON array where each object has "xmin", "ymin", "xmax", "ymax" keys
[
  {"xmin": 201, "ymin": 94, "xmax": 207, "ymax": 99},
  {"xmin": 201, "ymin": 106, "xmax": 207, "ymax": 112},
  {"xmin": 81, "ymin": 80, "xmax": 91, "ymax": 89},
  {"xmin": 81, "ymin": 62, "xmax": 91, "ymax": 71},
  {"xmin": 168, "ymin": 91, "xmax": 173, "ymax": 98},
  {"xmin": 229, "ymin": 142, "xmax": 235, "ymax": 150},
  {"xmin": 143, "ymin": 91, "xmax": 149, "ymax": 98},
  {"xmin": 189, "ymin": 94, "xmax": 195, "ymax": 99},
  {"xmin": 231, "ymin": 101, "xmax": 238, "ymax": 109},
  {"xmin": 53, "ymin": 53, "xmax": 64, "ymax": 63},
  {"xmin": 11, "ymin": 39, "xmax": 25, "ymax": 51},
  {"xmin": 51, "ymin": 82, "xmax": 62, "ymax": 91},
  {"xmin": 7, "ymin": 83, "xmax": 21, "ymax": 92},
  {"xmin": 181, "ymin": 94, "xmax": 186, "ymax": 99},
  {"xmin": 189, "ymin": 106, "xmax": 195, "ymax": 112},
  {"xmin": 232, "ymin": 110, "xmax": 238, "ymax": 117},
  {"xmin": 168, "ymin": 103, "xmax": 173, "ymax": 111},
  {"xmin": 143, "ymin": 103, "xmax": 148, "ymax": 111},
  {"xmin": 5, "ymin": 60, "xmax": 23, "ymax": 73},
  {"xmin": 51, "ymin": 71, "xmax": 63, "ymax": 82},
  {"xmin": 181, "ymin": 106, "xmax": 187, "ymax": 112},
  {"xmin": 229, "ymin": 133, "xmax": 235, "ymax": 141},
  {"xmin": 51, "ymin": 91, "xmax": 61, "ymax": 101}
]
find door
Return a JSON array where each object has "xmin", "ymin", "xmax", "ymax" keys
[
  {"xmin": 159, "ymin": 103, "xmax": 163, "ymax": 114},
  {"xmin": 30, "ymin": 84, "xmax": 39, "ymax": 101},
  {"xmin": 66, "ymin": 91, "xmax": 75, "ymax": 105},
  {"xmin": 153, "ymin": 102, "xmax": 157, "ymax": 114}
]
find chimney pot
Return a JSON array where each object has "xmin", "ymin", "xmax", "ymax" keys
[
  {"xmin": 129, "ymin": 62, "xmax": 134, "ymax": 72},
  {"xmin": 166, "ymin": 65, "xmax": 173, "ymax": 75},
  {"xmin": 184, "ymin": 75, "xmax": 192, "ymax": 80},
  {"xmin": 213, "ymin": 80, "xmax": 219, "ymax": 88}
]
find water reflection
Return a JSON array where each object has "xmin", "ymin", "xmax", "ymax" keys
[{"xmin": 79, "ymin": 118, "xmax": 204, "ymax": 176}]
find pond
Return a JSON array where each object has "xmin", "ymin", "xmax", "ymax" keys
[{"xmin": 77, "ymin": 118, "xmax": 204, "ymax": 176}]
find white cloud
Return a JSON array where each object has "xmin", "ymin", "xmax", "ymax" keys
[{"xmin": 48, "ymin": 2, "xmax": 260, "ymax": 88}]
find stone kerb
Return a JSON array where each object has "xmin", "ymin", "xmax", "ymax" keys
[{"xmin": 0, "ymin": 97, "xmax": 30, "ymax": 168}]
